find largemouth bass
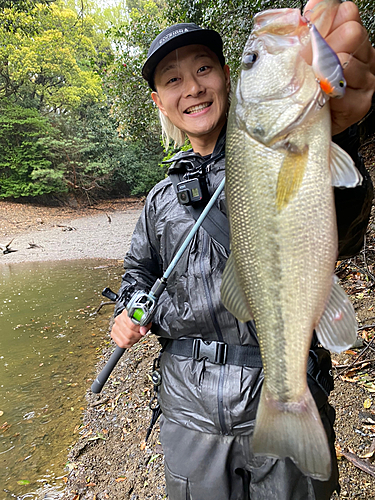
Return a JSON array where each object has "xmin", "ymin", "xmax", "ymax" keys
[{"xmin": 221, "ymin": 2, "xmax": 361, "ymax": 481}]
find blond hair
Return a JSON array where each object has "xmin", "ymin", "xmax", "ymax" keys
[{"xmin": 158, "ymin": 110, "xmax": 186, "ymax": 150}]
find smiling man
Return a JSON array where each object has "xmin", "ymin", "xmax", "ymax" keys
[
  {"xmin": 110, "ymin": 8, "xmax": 375, "ymax": 500},
  {"xmin": 150, "ymin": 42, "xmax": 230, "ymax": 155}
]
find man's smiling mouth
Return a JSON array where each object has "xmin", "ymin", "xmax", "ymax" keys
[{"xmin": 184, "ymin": 102, "xmax": 212, "ymax": 114}]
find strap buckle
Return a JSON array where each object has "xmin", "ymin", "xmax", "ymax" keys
[{"xmin": 192, "ymin": 339, "xmax": 228, "ymax": 364}]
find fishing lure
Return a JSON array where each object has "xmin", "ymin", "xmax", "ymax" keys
[{"xmin": 309, "ymin": 22, "xmax": 346, "ymax": 98}]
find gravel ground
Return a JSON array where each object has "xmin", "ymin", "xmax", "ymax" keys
[{"xmin": 0, "ymin": 201, "xmax": 142, "ymax": 264}]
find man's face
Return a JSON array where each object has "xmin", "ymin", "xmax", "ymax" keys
[{"xmin": 152, "ymin": 44, "xmax": 230, "ymax": 148}]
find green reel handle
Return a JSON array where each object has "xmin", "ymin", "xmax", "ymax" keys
[
  {"xmin": 126, "ymin": 278, "xmax": 166, "ymax": 326},
  {"xmin": 126, "ymin": 290, "xmax": 157, "ymax": 326}
]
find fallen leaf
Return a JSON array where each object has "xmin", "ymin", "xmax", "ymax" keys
[
  {"xmin": 115, "ymin": 477, "xmax": 126, "ymax": 482},
  {"xmin": 17, "ymin": 480, "xmax": 30, "ymax": 485},
  {"xmin": 335, "ymin": 444, "xmax": 344, "ymax": 459},
  {"xmin": 0, "ymin": 411, "xmax": 3, "ymax": 417},
  {"xmin": 140, "ymin": 440, "xmax": 146, "ymax": 451},
  {"xmin": 364, "ymin": 399, "xmax": 372, "ymax": 409},
  {"xmin": 81, "ymin": 429, "xmax": 93, "ymax": 439},
  {"xmin": 340, "ymin": 375, "xmax": 359, "ymax": 383},
  {"xmin": 360, "ymin": 439, "xmax": 375, "ymax": 459}
]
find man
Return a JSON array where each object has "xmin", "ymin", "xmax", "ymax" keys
[{"xmin": 111, "ymin": 1, "xmax": 375, "ymax": 498}]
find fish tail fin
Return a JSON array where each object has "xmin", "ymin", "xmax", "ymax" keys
[{"xmin": 252, "ymin": 385, "xmax": 331, "ymax": 481}]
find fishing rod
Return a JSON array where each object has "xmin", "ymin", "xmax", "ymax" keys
[{"xmin": 91, "ymin": 177, "xmax": 226, "ymax": 394}]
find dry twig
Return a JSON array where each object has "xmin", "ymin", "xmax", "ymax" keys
[
  {"xmin": 91, "ymin": 301, "xmax": 115, "ymax": 315},
  {"xmin": 339, "ymin": 448, "xmax": 375, "ymax": 477}
]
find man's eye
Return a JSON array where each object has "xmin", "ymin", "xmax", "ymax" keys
[
  {"xmin": 197, "ymin": 65, "xmax": 209, "ymax": 73},
  {"xmin": 167, "ymin": 77, "xmax": 179, "ymax": 84}
]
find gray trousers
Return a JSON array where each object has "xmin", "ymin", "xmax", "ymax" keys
[{"xmin": 159, "ymin": 402, "xmax": 339, "ymax": 500}]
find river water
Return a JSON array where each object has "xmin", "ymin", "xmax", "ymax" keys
[{"xmin": 0, "ymin": 259, "xmax": 123, "ymax": 500}]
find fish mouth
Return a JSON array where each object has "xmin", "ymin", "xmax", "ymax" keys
[{"xmin": 184, "ymin": 102, "xmax": 212, "ymax": 114}]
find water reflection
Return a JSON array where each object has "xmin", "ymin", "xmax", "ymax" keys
[{"xmin": 0, "ymin": 260, "xmax": 122, "ymax": 499}]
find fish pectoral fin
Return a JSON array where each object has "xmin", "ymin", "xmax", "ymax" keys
[
  {"xmin": 330, "ymin": 141, "xmax": 363, "ymax": 188},
  {"xmin": 316, "ymin": 275, "xmax": 358, "ymax": 353},
  {"xmin": 276, "ymin": 146, "xmax": 308, "ymax": 211},
  {"xmin": 252, "ymin": 385, "xmax": 331, "ymax": 481},
  {"xmin": 220, "ymin": 253, "xmax": 253, "ymax": 322}
]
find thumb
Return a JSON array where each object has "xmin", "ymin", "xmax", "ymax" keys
[{"xmin": 139, "ymin": 323, "xmax": 152, "ymax": 336}]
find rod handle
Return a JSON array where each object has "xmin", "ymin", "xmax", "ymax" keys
[{"xmin": 91, "ymin": 346, "xmax": 125, "ymax": 393}]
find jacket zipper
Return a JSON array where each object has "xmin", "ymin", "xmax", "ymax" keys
[{"xmin": 200, "ymin": 231, "xmax": 229, "ymax": 435}]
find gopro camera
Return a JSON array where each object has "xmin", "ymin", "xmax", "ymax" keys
[{"xmin": 176, "ymin": 177, "xmax": 208, "ymax": 206}]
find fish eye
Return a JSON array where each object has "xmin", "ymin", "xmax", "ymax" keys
[
  {"xmin": 242, "ymin": 52, "xmax": 258, "ymax": 70},
  {"xmin": 339, "ymin": 80, "xmax": 345, "ymax": 88}
]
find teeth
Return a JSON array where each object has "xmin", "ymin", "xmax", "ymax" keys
[{"xmin": 186, "ymin": 103, "xmax": 211, "ymax": 114}]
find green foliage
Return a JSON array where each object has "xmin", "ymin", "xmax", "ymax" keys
[
  {"xmin": 0, "ymin": 103, "xmax": 66, "ymax": 198},
  {"xmin": 1, "ymin": 0, "xmax": 372, "ymax": 203},
  {"xmin": 354, "ymin": 0, "xmax": 375, "ymax": 45},
  {"xmin": 0, "ymin": 0, "xmax": 55, "ymax": 12},
  {"xmin": 104, "ymin": 0, "xmax": 167, "ymax": 148},
  {"xmin": 112, "ymin": 140, "xmax": 166, "ymax": 196},
  {"xmin": 0, "ymin": 100, "xmax": 165, "ymax": 199},
  {"xmin": 44, "ymin": 103, "xmax": 165, "ymax": 198},
  {"xmin": 161, "ymin": 137, "xmax": 191, "ymax": 163},
  {"xmin": 0, "ymin": 0, "xmax": 105, "ymax": 111}
]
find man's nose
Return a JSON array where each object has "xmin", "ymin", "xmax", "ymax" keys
[{"xmin": 184, "ymin": 74, "xmax": 204, "ymax": 97}]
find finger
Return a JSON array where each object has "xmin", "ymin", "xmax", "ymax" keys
[
  {"xmin": 330, "ymin": 86, "xmax": 373, "ymax": 135},
  {"xmin": 140, "ymin": 322, "xmax": 152, "ymax": 336},
  {"xmin": 340, "ymin": 54, "xmax": 375, "ymax": 90},
  {"xmin": 111, "ymin": 312, "xmax": 143, "ymax": 348},
  {"xmin": 326, "ymin": 21, "xmax": 371, "ymax": 65},
  {"xmin": 111, "ymin": 325, "xmax": 143, "ymax": 349},
  {"xmin": 329, "ymin": 1, "xmax": 361, "ymax": 32}
]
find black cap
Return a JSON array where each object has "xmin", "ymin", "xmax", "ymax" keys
[{"xmin": 142, "ymin": 23, "xmax": 225, "ymax": 90}]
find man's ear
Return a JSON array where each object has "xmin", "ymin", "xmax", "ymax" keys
[
  {"xmin": 151, "ymin": 92, "xmax": 168, "ymax": 116},
  {"xmin": 223, "ymin": 65, "xmax": 231, "ymax": 94}
]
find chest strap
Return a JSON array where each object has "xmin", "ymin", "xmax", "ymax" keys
[{"xmin": 162, "ymin": 338, "xmax": 263, "ymax": 368}]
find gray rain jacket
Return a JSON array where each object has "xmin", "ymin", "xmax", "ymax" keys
[{"xmin": 115, "ymin": 126, "xmax": 373, "ymax": 437}]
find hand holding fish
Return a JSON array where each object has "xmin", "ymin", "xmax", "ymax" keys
[{"xmin": 305, "ymin": 0, "xmax": 375, "ymax": 135}]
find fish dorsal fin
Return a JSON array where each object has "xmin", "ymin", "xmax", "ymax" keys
[
  {"xmin": 315, "ymin": 275, "xmax": 357, "ymax": 353},
  {"xmin": 221, "ymin": 253, "xmax": 254, "ymax": 322},
  {"xmin": 330, "ymin": 141, "xmax": 363, "ymax": 188},
  {"xmin": 276, "ymin": 146, "xmax": 308, "ymax": 211}
]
